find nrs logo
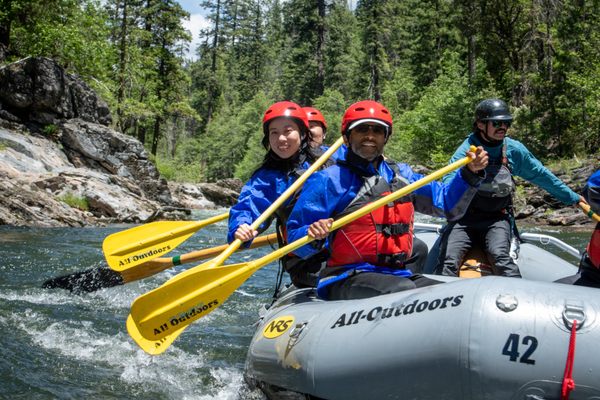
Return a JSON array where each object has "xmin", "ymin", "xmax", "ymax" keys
[{"xmin": 263, "ymin": 315, "xmax": 295, "ymax": 339}]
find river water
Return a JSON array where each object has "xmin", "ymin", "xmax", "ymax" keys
[{"xmin": 0, "ymin": 210, "xmax": 592, "ymax": 399}]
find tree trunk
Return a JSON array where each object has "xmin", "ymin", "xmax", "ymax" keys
[
  {"xmin": 151, "ymin": 117, "xmax": 161, "ymax": 156},
  {"xmin": 116, "ymin": 0, "xmax": 129, "ymax": 132},
  {"xmin": 206, "ymin": 0, "xmax": 221, "ymax": 125},
  {"xmin": 0, "ymin": 0, "xmax": 12, "ymax": 49},
  {"xmin": 467, "ymin": 34, "xmax": 476, "ymax": 84},
  {"xmin": 316, "ymin": 0, "xmax": 326, "ymax": 96},
  {"xmin": 137, "ymin": 124, "xmax": 146, "ymax": 144}
]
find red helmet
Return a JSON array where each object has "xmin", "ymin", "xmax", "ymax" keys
[
  {"xmin": 302, "ymin": 106, "xmax": 327, "ymax": 130},
  {"xmin": 263, "ymin": 101, "xmax": 309, "ymax": 135},
  {"xmin": 341, "ymin": 100, "xmax": 393, "ymax": 136}
]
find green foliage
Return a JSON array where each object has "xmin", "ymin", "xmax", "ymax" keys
[
  {"xmin": 155, "ymin": 138, "xmax": 205, "ymax": 182},
  {"xmin": 312, "ymin": 89, "xmax": 347, "ymax": 145},
  {"xmin": 42, "ymin": 124, "xmax": 58, "ymax": 137},
  {"xmin": 386, "ymin": 52, "xmax": 475, "ymax": 167},
  {"xmin": 234, "ymin": 126, "xmax": 267, "ymax": 182},
  {"xmin": 197, "ymin": 91, "xmax": 272, "ymax": 182},
  {"xmin": 58, "ymin": 192, "xmax": 89, "ymax": 211},
  {"xmin": 4, "ymin": 0, "xmax": 598, "ymax": 183},
  {"xmin": 8, "ymin": 0, "xmax": 114, "ymax": 79}
]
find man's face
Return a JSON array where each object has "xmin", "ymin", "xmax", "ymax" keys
[
  {"xmin": 477, "ymin": 119, "xmax": 511, "ymax": 142},
  {"xmin": 345, "ymin": 123, "xmax": 387, "ymax": 161}
]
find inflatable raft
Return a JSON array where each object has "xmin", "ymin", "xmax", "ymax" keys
[{"xmin": 245, "ymin": 224, "xmax": 600, "ymax": 400}]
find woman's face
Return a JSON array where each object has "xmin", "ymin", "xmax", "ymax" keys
[{"xmin": 268, "ymin": 117, "xmax": 302, "ymax": 159}]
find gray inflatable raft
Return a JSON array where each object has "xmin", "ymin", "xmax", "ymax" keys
[{"xmin": 245, "ymin": 224, "xmax": 599, "ymax": 400}]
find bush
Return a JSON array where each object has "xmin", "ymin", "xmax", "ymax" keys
[{"xmin": 58, "ymin": 192, "xmax": 89, "ymax": 211}]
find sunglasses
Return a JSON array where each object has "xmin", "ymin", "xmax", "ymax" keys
[
  {"xmin": 353, "ymin": 124, "xmax": 387, "ymax": 135},
  {"xmin": 490, "ymin": 120, "xmax": 512, "ymax": 128}
]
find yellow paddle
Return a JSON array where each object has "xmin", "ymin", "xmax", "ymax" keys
[
  {"xmin": 42, "ymin": 233, "xmax": 278, "ymax": 293},
  {"xmin": 579, "ymin": 202, "xmax": 600, "ymax": 222},
  {"xmin": 103, "ymin": 212, "xmax": 229, "ymax": 272},
  {"xmin": 127, "ymin": 147, "xmax": 475, "ymax": 353},
  {"xmin": 127, "ymin": 137, "xmax": 343, "ymax": 354}
]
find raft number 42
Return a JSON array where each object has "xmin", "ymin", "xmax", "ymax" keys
[{"xmin": 502, "ymin": 334, "xmax": 537, "ymax": 365}]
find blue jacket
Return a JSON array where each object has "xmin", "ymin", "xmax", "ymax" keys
[
  {"xmin": 287, "ymin": 152, "xmax": 482, "ymax": 261},
  {"xmin": 444, "ymin": 134, "xmax": 580, "ymax": 205},
  {"xmin": 227, "ymin": 161, "xmax": 311, "ymax": 244},
  {"xmin": 585, "ymin": 170, "xmax": 600, "ymax": 213},
  {"xmin": 319, "ymin": 143, "xmax": 347, "ymax": 161}
]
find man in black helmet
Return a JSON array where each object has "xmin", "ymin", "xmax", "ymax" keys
[{"xmin": 437, "ymin": 98, "xmax": 584, "ymax": 278}]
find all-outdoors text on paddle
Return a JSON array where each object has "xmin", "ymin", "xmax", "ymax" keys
[
  {"xmin": 103, "ymin": 212, "xmax": 229, "ymax": 271},
  {"xmin": 42, "ymin": 233, "xmax": 278, "ymax": 292},
  {"xmin": 128, "ymin": 137, "xmax": 344, "ymax": 354},
  {"xmin": 127, "ymin": 146, "xmax": 477, "ymax": 353}
]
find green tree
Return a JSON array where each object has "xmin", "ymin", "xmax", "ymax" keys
[
  {"xmin": 200, "ymin": 91, "xmax": 272, "ymax": 181},
  {"xmin": 144, "ymin": 0, "xmax": 191, "ymax": 155},
  {"xmin": 6, "ymin": 0, "xmax": 114, "ymax": 78},
  {"xmin": 387, "ymin": 52, "xmax": 476, "ymax": 166}
]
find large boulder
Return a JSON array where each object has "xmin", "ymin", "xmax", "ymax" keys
[
  {"xmin": 0, "ymin": 57, "xmax": 234, "ymax": 226},
  {"xmin": 59, "ymin": 119, "xmax": 172, "ymax": 205},
  {"xmin": 0, "ymin": 125, "xmax": 163, "ymax": 225},
  {"xmin": 0, "ymin": 57, "xmax": 111, "ymax": 126}
]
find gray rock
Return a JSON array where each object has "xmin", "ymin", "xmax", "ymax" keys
[{"xmin": 0, "ymin": 57, "xmax": 111, "ymax": 126}]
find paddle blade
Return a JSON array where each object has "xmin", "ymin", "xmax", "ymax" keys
[
  {"xmin": 126, "ymin": 314, "xmax": 186, "ymax": 355},
  {"xmin": 129, "ymin": 262, "xmax": 254, "ymax": 342},
  {"xmin": 104, "ymin": 212, "xmax": 227, "ymax": 272},
  {"xmin": 42, "ymin": 267, "xmax": 124, "ymax": 293}
]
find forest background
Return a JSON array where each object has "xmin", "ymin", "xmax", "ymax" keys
[{"xmin": 1, "ymin": 0, "xmax": 598, "ymax": 184}]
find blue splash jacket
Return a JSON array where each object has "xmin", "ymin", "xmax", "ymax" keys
[{"xmin": 286, "ymin": 151, "xmax": 482, "ymax": 261}]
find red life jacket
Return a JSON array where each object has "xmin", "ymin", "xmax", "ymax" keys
[
  {"xmin": 588, "ymin": 223, "xmax": 600, "ymax": 269},
  {"xmin": 327, "ymin": 163, "xmax": 415, "ymax": 269}
]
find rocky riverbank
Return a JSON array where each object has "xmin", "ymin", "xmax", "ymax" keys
[
  {"xmin": 0, "ymin": 57, "xmax": 596, "ymax": 228},
  {"xmin": 0, "ymin": 57, "xmax": 239, "ymax": 227}
]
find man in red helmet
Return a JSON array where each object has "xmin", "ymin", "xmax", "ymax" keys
[{"xmin": 286, "ymin": 100, "xmax": 489, "ymax": 300}]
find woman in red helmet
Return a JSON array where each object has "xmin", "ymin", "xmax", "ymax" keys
[
  {"xmin": 303, "ymin": 106, "xmax": 328, "ymax": 149},
  {"xmin": 286, "ymin": 100, "xmax": 488, "ymax": 300},
  {"xmin": 227, "ymin": 101, "xmax": 332, "ymax": 288}
]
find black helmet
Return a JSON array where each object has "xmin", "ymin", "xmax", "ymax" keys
[{"xmin": 475, "ymin": 99, "xmax": 513, "ymax": 122}]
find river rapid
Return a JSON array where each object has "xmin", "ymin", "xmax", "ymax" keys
[{"xmin": 0, "ymin": 210, "xmax": 592, "ymax": 399}]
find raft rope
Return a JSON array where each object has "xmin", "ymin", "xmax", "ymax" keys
[{"xmin": 561, "ymin": 319, "xmax": 578, "ymax": 400}]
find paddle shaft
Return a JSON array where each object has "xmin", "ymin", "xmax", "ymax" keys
[
  {"xmin": 208, "ymin": 137, "xmax": 344, "ymax": 267},
  {"xmin": 120, "ymin": 233, "xmax": 278, "ymax": 282},
  {"xmin": 579, "ymin": 202, "xmax": 600, "ymax": 223},
  {"xmin": 129, "ymin": 148, "xmax": 476, "ymax": 344}
]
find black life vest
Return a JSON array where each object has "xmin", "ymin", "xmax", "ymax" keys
[{"xmin": 468, "ymin": 142, "xmax": 515, "ymax": 214}]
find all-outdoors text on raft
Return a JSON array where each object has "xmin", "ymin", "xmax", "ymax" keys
[{"xmin": 331, "ymin": 295, "xmax": 464, "ymax": 329}]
